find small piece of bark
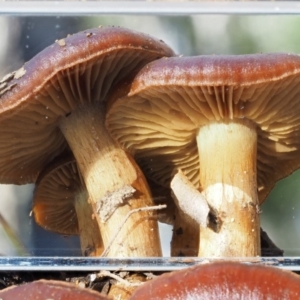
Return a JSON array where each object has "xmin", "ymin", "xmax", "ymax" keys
[
  {"xmin": 0, "ymin": 71, "xmax": 15, "ymax": 84},
  {"xmin": 97, "ymin": 185, "xmax": 136, "ymax": 222},
  {"xmin": 0, "ymin": 83, "xmax": 16, "ymax": 96},
  {"xmin": 98, "ymin": 271, "xmax": 142, "ymax": 288},
  {"xmin": 171, "ymin": 169, "xmax": 210, "ymax": 227}
]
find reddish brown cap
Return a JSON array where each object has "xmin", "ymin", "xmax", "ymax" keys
[
  {"xmin": 107, "ymin": 54, "xmax": 300, "ymax": 202},
  {"xmin": 0, "ymin": 279, "xmax": 109, "ymax": 300},
  {"xmin": 33, "ymin": 154, "xmax": 104, "ymax": 257},
  {"xmin": 0, "ymin": 26, "xmax": 174, "ymax": 184},
  {"xmin": 33, "ymin": 155, "xmax": 81, "ymax": 235},
  {"xmin": 130, "ymin": 262, "xmax": 300, "ymax": 299}
]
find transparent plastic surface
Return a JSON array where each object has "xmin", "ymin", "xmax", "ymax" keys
[
  {"xmin": 1, "ymin": 3, "xmax": 300, "ymax": 270},
  {"xmin": 1, "ymin": 1, "xmax": 300, "ymax": 15}
]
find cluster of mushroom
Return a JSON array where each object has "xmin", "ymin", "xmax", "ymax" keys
[
  {"xmin": 1, "ymin": 262, "xmax": 300, "ymax": 299},
  {"xmin": 1, "ymin": 24, "xmax": 300, "ymax": 259}
]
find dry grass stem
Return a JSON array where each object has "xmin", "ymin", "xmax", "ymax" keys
[
  {"xmin": 98, "ymin": 270, "xmax": 143, "ymax": 287},
  {"xmin": 101, "ymin": 204, "xmax": 167, "ymax": 257}
]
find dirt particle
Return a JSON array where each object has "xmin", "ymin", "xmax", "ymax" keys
[
  {"xmin": 0, "ymin": 82, "xmax": 7, "ymax": 90},
  {"xmin": 55, "ymin": 39, "xmax": 66, "ymax": 47},
  {"xmin": 0, "ymin": 83, "xmax": 17, "ymax": 96},
  {"xmin": 175, "ymin": 227, "xmax": 183, "ymax": 235},
  {"xmin": 0, "ymin": 71, "xmax": 15, "ymax": 84},
  {"xmin": 14, "ymin": 67, "xmax": 26, "ymax": 79}
]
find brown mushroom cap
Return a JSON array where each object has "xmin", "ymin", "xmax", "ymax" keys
[
  {"xmin": 33, "ymin": 154, "xmax": 82, "ymax": 235},
  {"xmin": 130, "ymin": 262, "xmax": 300, "ymax": 299},
  {"xmin": 0, "ymin": 26, "xmax": 174, "ymax": 184},
  {"xmin": 106, "ymin": 53, "xmax": 300, "ymax": 203},
  {"xmin": 33, "ymin": 154, "xmax": 104, "ymax": 256},
  {"xmin": 0, "ymin": 279, "xmax": 109, "ymax": 300}
]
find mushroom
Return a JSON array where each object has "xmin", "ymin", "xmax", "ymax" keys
[
  {"xmin": 0, "ymin": 26, "xmax": 174, "ymax": 257},
  {"xmin": 33, "ymin": 154, "xmax": 103, "ymax": 256},
  {"xmin": 106, "ymin": 53, "xmax": 300, "ymax": 257},
  {"xmin": 0, "ymin": 279, "xmax": 109, "ymax": 300},
  {"xmin": 129, "ymin": 261, "xmax": 300, "ymax": 299}
]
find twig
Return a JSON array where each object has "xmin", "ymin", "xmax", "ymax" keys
[
  {"xmin": 98, "ymin": 270, "xmax": 143, "ymax": 287},
  {"xmin": 101, "ymin": 204, "xmax": 167, "ymax": 257}
]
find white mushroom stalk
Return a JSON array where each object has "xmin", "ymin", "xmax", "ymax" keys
[
  {"xmin": 74, "ymin": 190, "xmax": 104, "ymax": 256},
  {"xmin": 59, "ymin": 104, "xmax": 161, "ymax": 256},
  {"xmin": 197, "ymin": 120, "xmax": 260, "ymax": 256}
]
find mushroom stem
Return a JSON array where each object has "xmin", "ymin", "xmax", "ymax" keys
[
  {"xmin": 197, "ymin": 120, "xmax": 260, "ymax": 257},
  {"xmin": 171, "ymin": 207, "xmax": 199, "ymax": 256},
  {"xmin": 74, "ymin": 191, "xmax": 103, "ymax": 256},
  {"xmin": 59, "ymin": 103, "xmax": 162, "ymax": 257}
]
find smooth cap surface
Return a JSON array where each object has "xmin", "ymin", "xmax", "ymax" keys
[
  {"xmin": 0, "ymin": 279, "xmax": 109, "ymax": 300},
  {"xmin": 130, "ymin": 261, "xmax": 300, "ymax": 299}
]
